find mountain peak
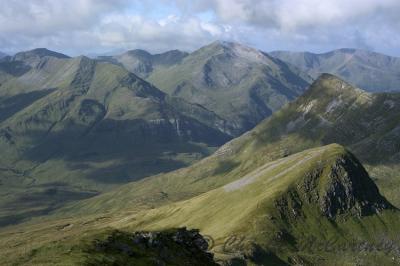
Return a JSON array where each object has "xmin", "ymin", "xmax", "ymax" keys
[
  {"xmin": 203, "ymin": 40, "xmax": 270, "ymax": 63},
  {"xmin": 224, "ymin": 143, "xmax": 393, "ymax": 219},
  {"xmin": 13, "ymin": 48, "xmax": 70, "ymax": 60},
  {"xmin": 214, "ymin": 40, "xmax": 236, "ymax": 47},
  {"xmin": 271, "ymin": 48, "xmax": 400, "ymax": 92},
  {"xmin": 209, "ymin": 39, "xmax": 231, "ymax": 46},
  {"xmin": 204, "ymin": 40, "xmax": 245, "ymax": 52},
  {"xmin": 154, "ymin": 49, "xmax": 188, "ymax": 59},
  {"xmin": 302, "ymin": 144, "xmax": 393, "ymax": 218},
  {"xmin": 307, "ymin": 73, "xmax": 367, "ymax": 97},
  {"xmin": 123, "ymin": 49, "xmax": 152, "ymax": 58},
  {"xmin": 315, "ymin": 72, "xmax": 343, "ymax": 81},
  {"xmin": 0, "ymin": 51, "xmax": 7, "ymax": 59},
  {"xmin": 208, "ymin": 40, "xmax": 252, "ymax": 50},
  {"xmin": 336, "ymin": 48, "xmax": 357, "ymax": 54},
  {"xmin": 157, "ymin": 49, "xmax": 186, "ymax": 55}
]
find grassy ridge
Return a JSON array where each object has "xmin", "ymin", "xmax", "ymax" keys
[
  {"xmin": 58, "ymin": 74, "xmax": 400, "ymax": 219},
  {"xmin": 0, "ymin": 144, "xmax": 398, "ymax": 265}
]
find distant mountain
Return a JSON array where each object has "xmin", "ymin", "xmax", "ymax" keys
[
  {"xmin": 0, "ymin": 48, "xmax": 234, "ymax": 226},
  {"xmin": 271, "ymin": 48, "xmax": 400, "ymax": 92},
  {"xmin": 0, "ymin": 51, "xmax": 7, "ymax": 59},
  {"xmin": 13, "ymin": 48, "xmax": 70, "ymax": 59},
  {"xmin": 97, "ymin": 49, "xmax": 188, "ymax": 78},
  {"xmin": 146, "ymin": 41, "xmax": 312, "ymax": 135},
  {"xmin": 0, "ymin": 48, "xmax": 70, "ymax": 78}
]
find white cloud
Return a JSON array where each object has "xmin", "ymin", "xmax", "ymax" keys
[
  {"xmin": 0, "ymin": 0, "xmax": 399, "ymax": 56},
  {"xmin": 188, "ymin": 0, "xmax": 400, "ymax": 30},
  {"xmin": 0, "ymin": 0, "xmax": 129, "ymax": 35},
  {"xmin": 93, "ymin": 13, "xmax": 232, "ymax": 53}
]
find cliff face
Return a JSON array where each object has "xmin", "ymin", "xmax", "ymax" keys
[
  {"xmin": 318, "ymin": 154, "xmax": 392, "ymax": 218},
  {"xmin": 274, "ymin": 148, "xmax": 393, "ymax": 223}
]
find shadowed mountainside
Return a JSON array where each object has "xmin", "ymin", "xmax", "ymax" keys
[{"xmin": 0, "ymin": 48, "xmax": 236, "ymax": 226}]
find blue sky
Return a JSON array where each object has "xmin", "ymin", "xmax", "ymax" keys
[{"xmin": 1, "ymin": 0, "xmax": 399, "ymax": 56}]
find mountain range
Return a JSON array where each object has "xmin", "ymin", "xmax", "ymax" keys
[
  {"xmin": 0, "ymin": 42, "xmax": 400, "ymax": 265},
  {"xmin": 0, "ymin": 74, "xmax": 399, "ymax": 265},
  {"xmin": 0, "ymin": 48, "xmax": 234, "ymax": 226},
  {"xmin": 0, "ymin": 42, "xmax": 315, "ymax": 226},
  {"xmin": 271, "ymin": 48, "xmax": 400, "ymax": 92},
  {"xmin": 103, "ymin": 41, "xmax": 312, "ymax": 135},
  {"xmin": 59, "ymin": 74, "xmax": 400, "ymax": 214}
]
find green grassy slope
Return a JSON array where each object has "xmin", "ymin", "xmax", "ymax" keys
[
  {"xmin": 61, "ymin": 73, "xmax": 400, "ymax": 218},
  {"xmin": 271, "ymin": 48, "xmax": 400, "ymax": 92},
  {"xmin": 0, "ymin": 49, "xmax": 235, "ymax": 226},
  {"xmin": 242, "ymin": 73, "xmax": 400, "ymax": 206},
  {"xmin": 0, "ymin": 144, "xmax": 398, "ymax": 265},
  {"xmin": 146, "ymin": 41, "xmax": 311, "ymax": 135},
  {"xmin": 0, "ymin": 52, "xmax": 398, "ymax": 265}
]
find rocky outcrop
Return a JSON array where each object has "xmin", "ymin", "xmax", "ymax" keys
[
  {"xmin": 86, "ymin": 227, "xmax": 218, "ymax": 266},
  {"xmin": 274, "ymin": 147, "xmax": 394, "ymax": 222},
  {"xmin": 319, "ymin": 154, "xmax": 392, "ymax": 218}
]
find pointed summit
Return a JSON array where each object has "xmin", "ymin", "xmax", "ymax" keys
[
  {"xmin": 197, "ymin": 40, "xmax": 268, "ymax": 61},
  {"xmin": 304, "ymin": 73, "xmax": 369, "ymax": 101},
  {"xmin": 147, "ymin": 41, "xmax": 311, "ymax": 135},
  {"xmin": 299, "ymin": 144, "xmax": 393, "ymax": 218}
]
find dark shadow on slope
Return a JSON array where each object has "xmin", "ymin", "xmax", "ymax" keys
[
  {"xmin": 0, "ymin": 60, "xmax": 32, "ymax": 76},
  {"xmin": 212, "ymin": 160, "xmax": 241, "ymax": 176},
  {"xmin": 0, "ymin": 116, "xmax": 228, "ymax": 226},
  {"xmin": 16, "ymin": 117, "xmax": 228, "ymax": 184},
  {"xmin": 79, "ymin": 153, "xmax": 191, "ymax": 184},
  {"xmin": 251, "ymin": 245, "xmax": 289, "ymax": 266},
  {"xmin": 0, "ymin": 186, "xmax": 98, "ymax": 227},
  {"xmin": 0, "ymin": 89, "xmax": 56, "ymax": 123}
]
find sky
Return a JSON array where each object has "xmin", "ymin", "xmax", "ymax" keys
[{"xmin": 1, "ymin": 0, "xmax": 400, "ymax": 56}]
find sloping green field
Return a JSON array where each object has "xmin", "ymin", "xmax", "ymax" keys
[{"xmin": 0, "ymin": 144, "xmax": 398, "ymax": 265}]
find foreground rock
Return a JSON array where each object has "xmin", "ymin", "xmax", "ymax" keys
[{"xmin": 85, "ymin": 227, "xmax": 218, "ymax": 266}]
